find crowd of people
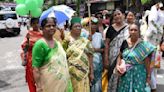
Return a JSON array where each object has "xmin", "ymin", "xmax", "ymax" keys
[{"xmin": 20, "ymin": 2, "xmax": 164, "ymax": 92}]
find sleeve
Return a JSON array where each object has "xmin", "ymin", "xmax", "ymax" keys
[
  {"xmin": 120, "ymin": 40, "xmax": 128, "ymax": 53},
  {"xmin": 149, "ymin": 6, "xmax": 158, "ymax": 22},
  {"xmin": 106, "ymin": 26, "xmax": 112, "ymax": 39},
  {"xmin": 32, "ymin": 40, "xmax": 45, "ymax": 67}
]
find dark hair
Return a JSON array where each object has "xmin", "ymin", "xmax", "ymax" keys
[
  {"xmin": 70, "ymin": 24, "xmax": 73, "ymax": 30},
  {"xmin": 95, "ymin": 12, "xmax": 103, "ymax": 19},
  {"xmin": 129, "ymin": 23, "xmax": 141, "ymax": 37},
  {"xmin": 125, "ymin": 11, "xmax": 136, "ymax": 17},
  {"xmin": 113, "ymin": 8, "xmax": 125, "ymax": 14},
  {"xmin": 30, "ymin": 18, "xmax": 39, "ymax": 25},
  {"xmin": 41, "ymin": 17, "xmax": 56, "ymax": 28}
]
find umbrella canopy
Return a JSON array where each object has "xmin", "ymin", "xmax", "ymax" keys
[{"xmin": 39, "ymin": 5, "xmax": 75, "ymax": 25}]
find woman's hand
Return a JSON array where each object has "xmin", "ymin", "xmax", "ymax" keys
[
  {"xmin": 146, "ymin": 78, "xmax": 151, "ymax": 86},
  {"xmin": 146, "ymin": 75, "xmax": 151, "ymax": 85},
  {"xmin": 36, "ymin": 87, "xmax": 43, "ymax": 92},
  {"xmin": 89, "ymin": 72, "xmax": 94, "ymax": 83},
  {"xmin": 103, "ymin": 62, "xmax": 109, "ymax": 70}
]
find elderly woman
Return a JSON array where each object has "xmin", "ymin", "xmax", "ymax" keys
[
  {"xmin": 90, "ymin": 18, "xmax": 104, "ymax": 92},
  {"xmin": 117, "ymin": 23, "xmax": 155, "ymax": 92},
  {"xmin": 62, "ymin": 17, "xmax": 94, "ymax": 92},
  {"xmin": 104, "ymin": 8, "xmax": 129, "ymax": 92},
  {"xmin": 32, "ymin": 16, "xmax": 72, "ymax": 92}
]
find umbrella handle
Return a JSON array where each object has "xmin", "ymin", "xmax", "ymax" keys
[{"xmin": 87, "ymin": 0, "xmax": 92, "ymax": 36}]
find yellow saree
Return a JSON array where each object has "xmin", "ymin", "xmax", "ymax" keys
[{"xmin": 63, "ymin": 35, "xmax": 94, "ymax": 92}]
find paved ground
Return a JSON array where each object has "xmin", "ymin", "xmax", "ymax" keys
[
  {"xmin": 157, "ymin": 59, "xmax": 164, "ymax": 92},
  {"xmin": 0, "ymin": 26, "xmax": 28, "ymax": 92}
]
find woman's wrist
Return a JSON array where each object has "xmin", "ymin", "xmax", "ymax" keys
[{"xmin": 147, "ymin": 74, "xmax": 151, "ymax": 78}]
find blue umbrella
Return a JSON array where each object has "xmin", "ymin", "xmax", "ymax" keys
[{"xmin": 39, "ymin": 5, "xmax": 75, "ymax": 25}]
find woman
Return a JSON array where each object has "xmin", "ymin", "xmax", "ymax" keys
[
  {"xmin": 117, "ymin": 23, "xmax": 155, "ymax": 92},
  {"xmin": 32, "ymin": 17, "xmax": 72, "ymax": 92},
  {"xmin": 145, "ymin": 3, "xmax": 164, "ymax": 92},
  {"xmin": 20, "ymin": 18, "xmax": 42, "ymax": 92},
  {"xmin": 62, "ymin": 17, "xmax": 94, "ymax": 92},
  {"xmin": 90, "ymin": 18, "xmax": 104, "ymax": 92},
  {"xmin": 126, "ymin": 11, "xmax": 136, "ymax": 25},
  {"xmin": 104, "ymin": 8, "xmax": 129, "ymax": 92}
]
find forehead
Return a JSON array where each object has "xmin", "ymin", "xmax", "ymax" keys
[
  {"xmin": 127, "ymin": 12, "xmax": 134, "ymax": 16},
  {"xmin": 129, "ymin": 24, "xmax": 138, "ymax": 29},
  {"xmin": 114, "ymin": 10, "xmax": 122, "ymax": 15},
  {"xmin": 46, "ymin": 18, "xmax": 55, "ymax": 24},
  {"xmin": 72, "ymin": 23, "xmax": 81, "ymax": 26}
]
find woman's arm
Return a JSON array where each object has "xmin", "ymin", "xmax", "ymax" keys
[
  {"xmin": 116, "ymin": 53, "xmax": 122, "ymax": 66},
  {"xmin": 145, "ymin": 54, "xmax": 151, "ymax": 84},
  {"xmin": 94, "ymin": 48, "xmax": 104, "ymax": 53},
  {"xmin": 104, "ymin": 38, "xmax": 110, "ymax": 69},
  {"xmin": 88, "ymin": 54, "xmax": 94, "ymax": 83},
  {"xmin": 32, "ymin": 40, "xmax": 44, "ymax": 92},
  {"xmin": 33, "ymin": 68, "xmax": 43, "ymax": 92}
]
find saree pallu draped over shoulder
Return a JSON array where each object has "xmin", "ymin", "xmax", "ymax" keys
[
  {"xmin": 118, "ymin": 41, "xmax": 155, "ymax": 92},
  {"xmin": 36, "ymin": 40, "xmax": 72, "ymax": 92},
  {"xmin": 107, "ymin": 25, "xmax": 129, "ymax": 92},
  {"xmin": 66, "ymin": 37, "xmax": 94, "ymax": 92}
]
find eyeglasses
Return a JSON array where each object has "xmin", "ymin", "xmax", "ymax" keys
[{"xmin": 73, "ymin": 25, "xmax": 82, "ymax": 29}]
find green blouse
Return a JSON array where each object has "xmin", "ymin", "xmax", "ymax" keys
[{"xmin": 32, "ymin": 39, "xmax": 58, "ymax": 67}]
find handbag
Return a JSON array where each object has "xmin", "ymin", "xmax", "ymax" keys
[
  {"xmin": 116, "ymin": 39, "xmax": 141, "ymax": 75},
  {"xmin": 116, "ymin": 59, "xmax": 126, "ymax": 74}
]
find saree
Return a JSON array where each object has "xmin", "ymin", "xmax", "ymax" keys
[
  {"xmin": 108, "ymin": 26, "xmax": 129, "ymax": 92},
  {"xmin": 32, "ymin": 39, "xmax": 72, "ymax": 92},
  {"xmin": 21, "ymin": 31, "xmax": 42, "ymax": 92},
  {"xmin": 63, "ymin": 35, "xmax": 94, "ymax": 92},
  {"xmin": 118, "ymin": 41, "xmax": 155, "ymax": 92},
  {"xmin": 91, "ymin": 32, "xmax": 104, "ymax": 92}
]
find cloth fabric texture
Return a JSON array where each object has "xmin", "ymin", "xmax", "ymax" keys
[
  {"xmin": 90, "ymin": 32, "xmax": 104, "ymax": 92},
  {"xmin": 106, "ymin": 25, "xmax": 129, "ymax": 92},
  {"xmin": 70, "ymin": 17, "xmax": 81, "ymax": 25},
  {"xmin": 21, "ymin": 31, "xmax": 42, "ymax": 92},
  {"xmin": 32, "ymin": 39, "xmax": 72, "ymax": 92},
  {"xmin": 62, "ymin": 34, "xmax": 94, "ymax": 92},
  {"xmin": 118, "ymin": 40, "xmax": 155, "ymax": 92}
]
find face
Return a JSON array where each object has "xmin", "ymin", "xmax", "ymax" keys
[
  {"xmin": 97, "ymin": 14, "xmax": 102, "ymax": 19},
  {"xmin": 129, "ymin": 24, "xmax": 139, "ymax": 39},
  {"xmin": 43, "ymin": 18, "xmax": 56, "ymax": 36},
  {"xmin": 71, "ymin": 23, "xmax": 82, "ymax": 36},
  {"xmin": 126, "ymin": 12, "xmax": 135, "ymax": 24},
  {"xmin": 113, "ymin": 10, "xmax": 124, "ymax": 23},
  {"xmin": 91, "ymin": 23, "xmax": 98, "ymax": 32},
  {"xmin": 160, "ymin": 42, "xmax": 164, "ymax": 51},
  {"xmin": 31, "ymin": 20, "xmax": 39, "ymax": 31}
]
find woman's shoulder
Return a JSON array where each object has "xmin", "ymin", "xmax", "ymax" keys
[
  {"xmin": 140, "ymin": 40, "xmax": 156, "ymax": 49},
  {"xmin": 34, "ymin": 39, "xmax": 47, "ymax": 47},
  {"xmin": 108, "ymin": 25, "xmax": 114, "ymax": 30},
  {"xmin": 94, "ymin": 32, "xmax": 102, "ymax": 36}
]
